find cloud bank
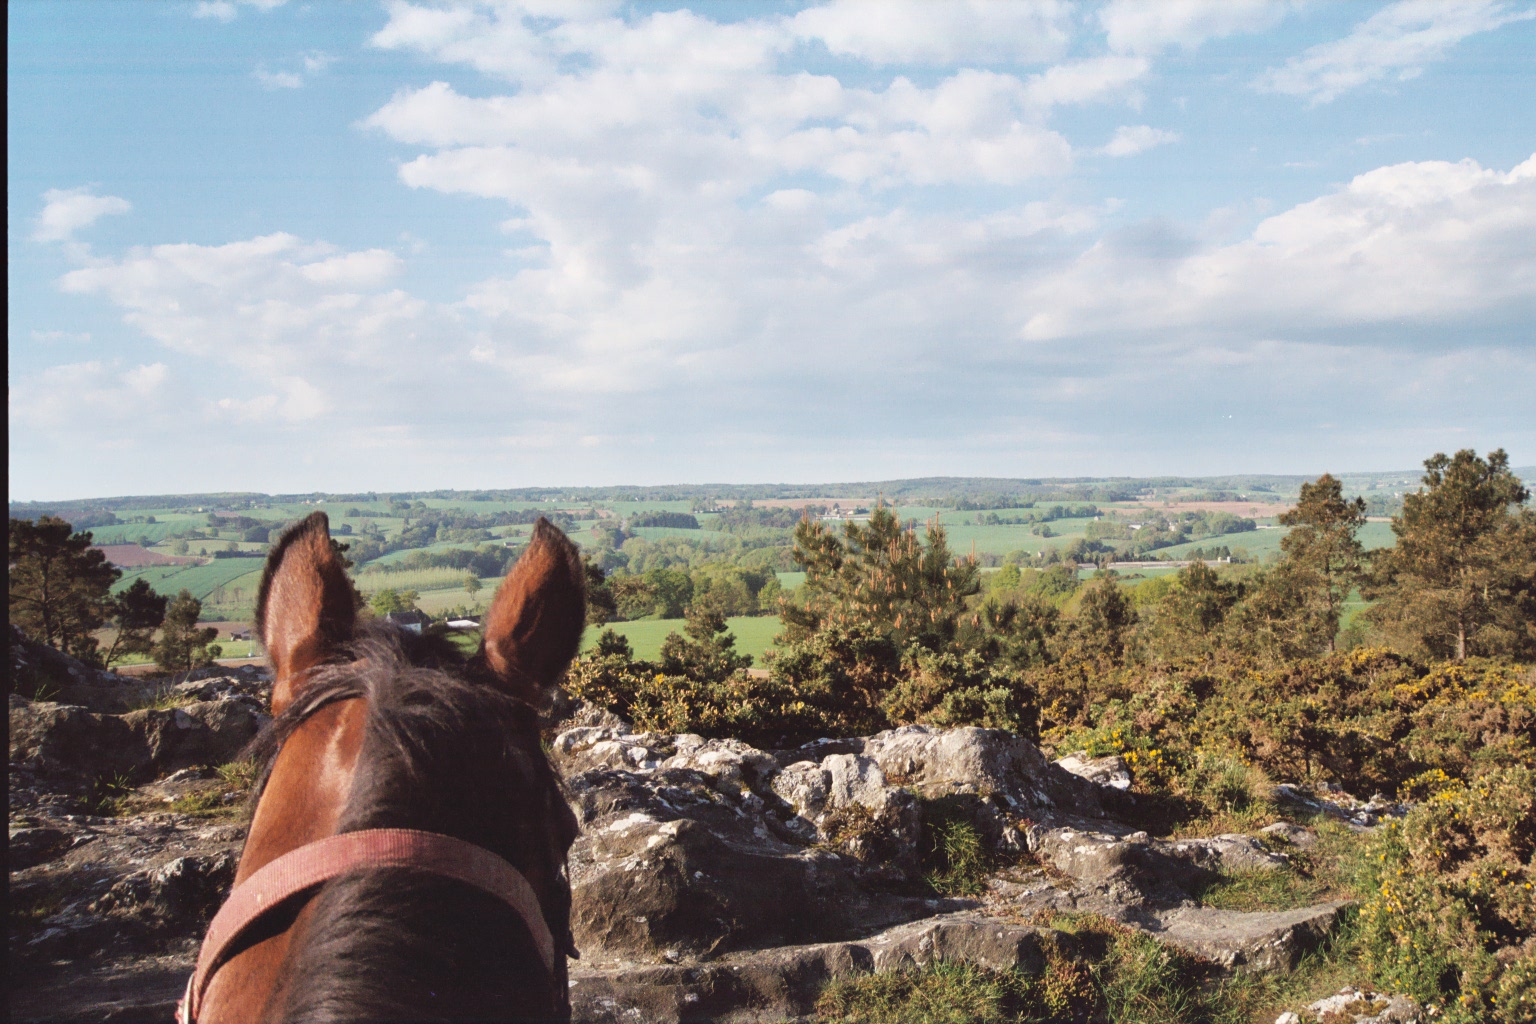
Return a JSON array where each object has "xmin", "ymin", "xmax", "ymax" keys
[{"xmin": 11, "ymin": 0, "xmax": 1535, "ymax": 495}]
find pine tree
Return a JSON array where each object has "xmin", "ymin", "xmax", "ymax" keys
[
  {"xmin": 152, "ymin": 590, "xmax": 221, "ymax": 673},
  {"xmin": 9, "ymin": 516, "xmax": 121, "ymax": 664},
  {"xmin": 1275, "ymin": 473, "xmax": 1367, "ymax": 652},
  {"xmin": 1364, "ymin": 448, "xmax": 1536, "ymax": 660},
  {"xmin": 101, "ymin": 579, "xmax": 169, "ymax": 666}
]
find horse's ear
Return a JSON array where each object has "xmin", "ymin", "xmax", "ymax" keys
[
  {"xmin": 479, "ymin": 518, "xmax": 586, "ymax": 702},
  {"xmin": 257, "ymin": 511, "xmax": 357, "ymax": 714}
]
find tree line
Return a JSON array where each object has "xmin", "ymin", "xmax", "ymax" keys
[
  {"xmin": 9, "ymin": 517, "xmax": 223, "ymax": 674},
  {"xmin": 568, "ymin": 448, "xmax": 1534, "ymax": 747}
]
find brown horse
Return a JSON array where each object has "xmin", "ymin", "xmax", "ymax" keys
[{"xmin": 187, "ymin": 512, "xmax": 584, "ymax": 1023}]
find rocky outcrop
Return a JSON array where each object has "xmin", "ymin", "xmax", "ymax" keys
[
  {"xmin": 9, "ymin": 643, "xmax": 1365, "ymax": 1023},
  {"xmin": 8, "ymin": 646, "xmax": 270, "ymax": 1022},
  {"xmin": 560, "ymin": 732, "xmax": 967, "ymax": 964},
  {"xmin": 1054, "ymin": 751, "xmax": 1132, "ymax": 791},
  {"xmin": 570, "ymin": 912, "xmax": 1055, "ymax": 1024},
  {"xmin": 9, "ymin": 681, "xmax": 267, "ymax": 785},
  {"xmin": 1139, "ymin": 901, "xmax": 1352, "ymax": 973},
  {"xmin": 1030, "ymin": 826, "xmax": 1289, "ymax": 896}
]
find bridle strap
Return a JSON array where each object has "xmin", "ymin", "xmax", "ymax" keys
[{"xmin": 178, "ymin": 828, "xmax": 556, "ymax": 1024}]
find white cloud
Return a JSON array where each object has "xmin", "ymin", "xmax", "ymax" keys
[
  {"xmin": 124, "ymin": 362, "xmax": 168, "ymax": 395},
  {"xmin": 1099, "ymin": 125, "xmax": 1181, "ymax": 157},
  {"xmin": 192, "ymin": 0, "xmax": 286, "ymax": 22},
  {"xmin": 56, "ymin": 233, "xmax": 426, "ymax": 377},
  {"xmin": 1019, "ymin": 56, "xmax": 1149, "ymax": 109},
  {"xmin": 255, "ymin": 50, "xmax": 335, "ymax": 89},
  {"xmin": 33, "ymin": 187, "xmax": 131, "ymax": 242},
  {"xmin": 10, "ymin": 360, "xmax": 169, "ymax": 431},
  {"xmin": 255, "ymin": 68, "xmax": 303, "ymax": 89},
  {"xmin": 788, "ymin": 0, "xmax": 1073, "ymax": 65},
  {"xmin": 1257, "ymin": 0, "xmax": 1535, "ymax": 104},
  {"xmin": 1101, "ymin": 0, "xmax": 1299, "ymax": 55},
  {"xmin": 1021, "ymin": 153, "xmax": 1536, "ymax": 340},
  {"xmin": 212, "ymin": 377, "xmax": 328, "ymax": 422}
]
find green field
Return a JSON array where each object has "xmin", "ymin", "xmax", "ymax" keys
[
  {"xmin": 113, "ymin": 560, "xmax": 266, "ymax": 600},
  {"xmin": 581, "ymin": 615, "xmax": 783, "ymax": 662},
  {"xmin": 629, "ymin": 526, "xmax": 715, "ymax": 540},
  {"xmin": 941, "ymin": 520, "xmax": 1092, "ymax": 558},
  {"xmin": 936, "ymin": 504, "xmax": 1096, "ymax": 526},
  {"xmin": 86, "ymin": 515, "xmax": 205, "ymax": 545},
  {"xmin": 355, "ymin": 567, "xmax": 486, "ymax": 595}
]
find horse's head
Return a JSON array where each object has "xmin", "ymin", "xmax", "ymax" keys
[{"xmin": 199, "ymin": 512, "xmax": 584, "ymax": 1024}]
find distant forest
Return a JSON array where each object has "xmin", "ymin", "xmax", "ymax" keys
[{"xmin": 16, "ymin": 467, "xmax": 1532, "ymax": 521}]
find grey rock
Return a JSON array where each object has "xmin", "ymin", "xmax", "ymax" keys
[
  {"xmin": 1163, "ymin": 833, "xmax": 1289, "ymax": 874},
  {"xmin": 8, "ymin": 826, "xmax": 74, "ymax": 870},
  {"xmin": 1305, "ymin": 987, "xmax": 1424, "ymax": 1023},
  {"xmin": 565, "ymin": 766, "xmax": 959, "ymax": 965},
  {"xmin": 1261, "ymin": 821, "xmax": 1319, "ymax": 850},
  {"xmin": 769, "ymin": 753, "xmax": 920, "ymax": 870},
  {"xmin": 92, "ymin": 851, "xmax": 239, "ymax": 931},
  {"xmin": 121, "ymin": 699, "xmax": 267, "ymax": 776},
  {"xmin": 545, "ymin": 690, "xmax": 632, "ymax": 733},
  {"xmin": 570, "ymin": 913, "xmax": 1051, "ymax": 1024},
  {"xmin": 1030, "ymin": 827, "xmax": 1287, "ymax": 895},
  {"xmin": 10, "ymin": 696, "xmax": 140, "ymax": 778},
  {"xmin": 1137, "ymin": 901, "xmax": 1352, "ymax": 973},
  {"xmin": 9, "ymin": 692, "xmax": 267, "ymax": 783},
  {"xmin": 861, "ymin": 725, "xmax": 1103, "ymax": 817},
  {"xmin": 1055, "ymin": 752, "xmax": 1132, "ymax": 791},
  {"xmin": 10, "ymin": 810, "xmax": 244, "ymax": 974}
]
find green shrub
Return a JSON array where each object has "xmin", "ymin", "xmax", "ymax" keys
[
  {"xmin": 920, "ymin": 797, "xmax": 992, "ymax": 897},
  {"xmin": 882, "ymin": 647, "xmax": 1038, "ymax": 740},
  {"xmin": 1357, "ymin": 765, "xmax": 1536, "ymax": 1022}
]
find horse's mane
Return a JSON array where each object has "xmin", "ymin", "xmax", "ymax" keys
[{"xmin": 242, "ymin": 623, "xmax": 578, "ymax": 1023}]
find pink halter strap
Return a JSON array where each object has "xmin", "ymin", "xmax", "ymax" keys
[{"xmin": 178, "ymin": 828, "xmax": 555, "ymax": 1023}]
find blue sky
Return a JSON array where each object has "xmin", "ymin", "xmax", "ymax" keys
[{"xmin": 9, "ymin": 0, "xmax": 1536, "ymax": 500}]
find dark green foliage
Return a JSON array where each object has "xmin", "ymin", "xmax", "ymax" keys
[
  {"xmin": 1275, "ymin": 473, "xmax": 1367, "ymax": 648},
  {"xmin": 715, "ymin": 503, "xmax": 823, "ymax": 532},
  {"xmin": 628, "ymin": 511, "xmax": 700, "ymax": 529},
  {"xmin": 1365, "ymin": 449, "xmax": 1536, "ymax": 661},
  {"xmin": 782, "ymin": 504, "xmax": 981, "ymax": 652},
  {"xmin": 882, "ymin": 648, "xmax": 1038, "ymax": 739},
  {"xmin": 919, "ymin": 796, "xmax": 993, "ymax": 897},
  {"xmin": 584, "ymin": 558, "xmax": 617, "ymax": 625},
  {"xmin": 151, "ymin": 590, "xmax": 221, "ymax": 672},
  {"xmin": 9, "ymin": 515, "xmax": 121, "ymax": 665},
  {"xmin": 658, "ymin": 609, "xmax": 754, "ymax": 680},
  {"xmin": 101, "ymin": 578, "xmax": 168, "ymax": 665},
  {"xmin": 369, "ymin": 587, "xmax": 419, "ymax": 615}
]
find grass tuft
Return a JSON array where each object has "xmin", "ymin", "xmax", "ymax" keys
[
  {"xmin": 125, "ymin": 687, "xmax": 199, "ymax": 712},
  {"xmin": 1194, "ymin": 868, "xmax": 1333, "ymax": 912},
  {"xmin": 918, "ymin": 796, "xmax": 994, "ymax": 897}
]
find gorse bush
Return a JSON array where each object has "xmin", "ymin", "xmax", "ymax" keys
[
  {"xmin": 1356, "ymin": 765, "xmax": 1536, "ymax": 1022},
  {"xmin": 1032, "ymin": 649, "xmax": 1535, "ymax": 800}
]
